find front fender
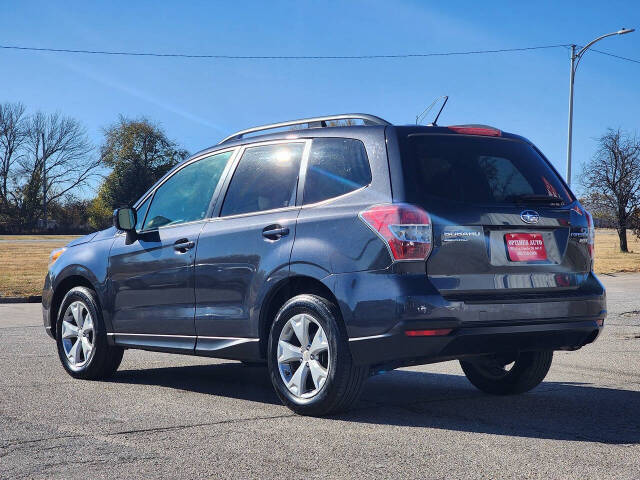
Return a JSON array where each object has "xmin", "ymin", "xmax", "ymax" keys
[{"xmin": 48, "ymin": 235, "xmax": 115, "ymax": 333}]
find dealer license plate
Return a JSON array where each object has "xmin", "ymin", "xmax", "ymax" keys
[{"xmin": 505, "ymin": 233, "xmax": 547, "ymax": 261}]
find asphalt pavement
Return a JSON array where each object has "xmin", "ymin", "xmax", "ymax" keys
[{"xmin": 1, "ymin": 273, "xmax": 639, "ymax": 479}]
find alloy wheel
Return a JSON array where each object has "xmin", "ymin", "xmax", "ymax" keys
[
  {"xmin": 277, "ymin": 313, "xmax": 330, "ymax": 399},
  {"xmin": 61, "ymin": 301, "xmax": 95, "ymax": 368}
]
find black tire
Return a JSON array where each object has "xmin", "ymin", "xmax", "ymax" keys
[
  {"xmin": 240, "ymin": 360, "xmax": 266, "ymax": 367},
  {"xmin": 460, "ymin": 350, "xmax": 553, "ymax": 395},
  {"xmin": 267, "ymin": 294, "xmax": 368, "ymax": 416},
  {"xmin": 55, "ymin": 286, "xmax": 124, "ymax": 380}
]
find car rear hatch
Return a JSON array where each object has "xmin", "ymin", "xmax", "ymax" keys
[{"xmin": 393, "ymin": 126, "xmax": 593, "ymax": 301}]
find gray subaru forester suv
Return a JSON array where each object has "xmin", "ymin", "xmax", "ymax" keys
[{"xmin": 43, "ymin": 114, "xmax": 606, "ymax": 415}]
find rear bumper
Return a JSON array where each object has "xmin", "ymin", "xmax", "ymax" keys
[
  {"xmin": 349, "ymin": 317, "xmax": 603, "ymax": 367},
  {"xmin": 330, "ymin": 269, "xmax": 607, "ymax": 367}
]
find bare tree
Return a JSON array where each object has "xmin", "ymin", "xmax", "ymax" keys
[
  {"xmin": 21, "ymin": 112, "xmax": 98, "ymax": 221},
  {"xmin": 581, "ymin": 129, "xmax": 640, "ymax": 252},
  {"xmin": 0, "ymin": 102, "xmax": 28, "ymax": 205}
]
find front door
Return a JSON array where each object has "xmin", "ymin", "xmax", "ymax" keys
[{"xmin": 109, "ymin": 223, "xmax": 204, "ymax": 345}]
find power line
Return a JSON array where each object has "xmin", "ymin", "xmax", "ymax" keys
[
  {"xmin": 3, "ymin": 42, "xmax": 637, "ymax": 65},
  {"xmin": 0, "ymin": 43, "xmax": 571, "ymax": 60},
  {"xmin": 590, "ymin": 48, "xmax": 640, "ymax": 65}
]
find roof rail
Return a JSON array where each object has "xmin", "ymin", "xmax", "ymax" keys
[{"xmin": 217, "ymin": 113, "xmax": 391, "ymax": 145}]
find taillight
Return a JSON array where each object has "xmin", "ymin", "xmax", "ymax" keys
[
  {"xmin": 447, "ymin": 125, "xmax": 502, "ymax": 137},
  {"xmin": 585, "ymin": 210, "xmax": 595, "ymax": 260},
  {"xmin": 359, "ymin": 203, "xmax": 433, "ymax": 261}
]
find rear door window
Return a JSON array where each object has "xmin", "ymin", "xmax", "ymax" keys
[
  {"xmin": 303, "ymin": 138, "xmax": 371, "ymax": 204},
  {"xmin": 221, "ymin": 142, "xmax": 305, "ymax": 217},
  {"xmin": 398, "ymin": 134, "xmax": 571, "ymax": 206}
]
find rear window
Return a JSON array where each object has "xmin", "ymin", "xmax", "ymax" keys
[
  {"xmin": 398, "ymin": 134, "xmax": 571, "ymax": 205},
  {"xmin": 303, "ymin": 138, "xmax": 371, "ymax": 204}
]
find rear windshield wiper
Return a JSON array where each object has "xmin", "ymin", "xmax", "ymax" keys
[{"xmin": 506, "ymin": 194, "xmax": 565, "ymax": 206}]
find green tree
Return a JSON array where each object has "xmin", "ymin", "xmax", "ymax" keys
[
  {"xmin": 90, "ymin": 116, "xmax": 188, "ymax": 229},
  {"xmin": 18, "ymin": 167, "xmax": 43, "ymax": 227},
  {"xmin": 88, "ymin": 183, "xmax": 114, "ymax": 230}
]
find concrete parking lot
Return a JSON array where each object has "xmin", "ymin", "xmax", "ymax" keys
[{"xmin": 1, "ymin": 274, "xmax": 639, "ymax": 479}]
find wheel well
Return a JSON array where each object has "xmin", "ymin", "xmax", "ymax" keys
[
  {"xmin": 259, "ymin": 276, "xmax": 341, "ymax": 358},
  {"xmin": 49, "ymin": 275, "xmax": 96, "ymax": 339}
]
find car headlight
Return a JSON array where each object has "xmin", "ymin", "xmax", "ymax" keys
[{"xmin": 49, "ymin": 247, "xmax": 66, "ymax": 268}]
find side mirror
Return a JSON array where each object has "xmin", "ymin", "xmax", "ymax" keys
[{"xmin": 113, "ymin": 207, "xmax": 137, "ymax": 232}]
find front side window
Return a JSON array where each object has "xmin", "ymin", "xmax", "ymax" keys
[
  {"xmin": 143, "ymin": 150, "xmax": 233, "ymax": 230},
  {"xmin": 135, "ymin": 195, "xmax": 151, "ymax": 231},
  {"xmin": 303, "ymin": 138, "xmax": 371, "ymax": 204},
  {"xmin": 221, "ymin": 143, "xmax": 305, "ymax": 217}
]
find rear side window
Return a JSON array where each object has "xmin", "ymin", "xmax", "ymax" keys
[
  {"xmin": 143, "ymin": 151, "xmax": 233, "ymax": 230},
  {"xmin": 398, "ymin": 135, "xmax": 571, "ymax": 205},
  {"xmin": 303, "ymin": 138, "xmax": 371, "ymax": 204},
  {"xmin": 221, "ymin": 142, "xmax": 305, "ymax": 216}
]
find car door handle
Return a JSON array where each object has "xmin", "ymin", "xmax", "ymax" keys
[
  {"xmin": 174, "ymin": 239, "xmax": 195, "ymax": 252},
  {"xmin": 262, "ymin": 225, "xmax": 290, "ymax": 240}
]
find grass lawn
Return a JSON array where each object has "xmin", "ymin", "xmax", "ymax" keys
[
  {"xmin": 0, "ymin": 235, "xmax": 81, "ymax": 241},
  {"xmin": 593, "ymin": 229, "xmax": 640, "ymax": 275},
  {"xmin": 0, "ymin": 236, "xmax": 78, "ymax": 297},
  {"xmin": 0, "ymin": 230, "xmax": 638, "ymax": 298}
]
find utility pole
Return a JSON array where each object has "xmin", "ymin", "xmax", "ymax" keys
[
  {"xmin": 41, "ymin": 132, "xmax": 46, "ymax": 226},
  {"xmin": 565, "ymin": 28, "xmax": 634, "ymax": 187}
]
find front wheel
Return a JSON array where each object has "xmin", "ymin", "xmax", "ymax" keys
[
  {"xmin": 56, "ymin": 287, "xmax": 124, "ymax": 380},
  {"xmin": 268, "ymin": 294, "xmax": 367, "ymax": 416},
  {"xmin": 460, "ymin": 351, "xmax": 553, "ymax": 395}
]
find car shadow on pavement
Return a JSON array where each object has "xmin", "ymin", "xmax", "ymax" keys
[
  {"xmin": 342, "ymin": 369, "xmax": 640, "ymax": 445},
  {"xmin": 113, "ymin": 362, "xmax": 281, "ymax": 406},
  {"xmin": 113, "ymin": 362, "xmax": 640, "ymax": 445}
]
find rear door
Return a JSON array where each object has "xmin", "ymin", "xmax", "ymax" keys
[
  {"xmin": 194, "ymin": 140, "xmax": 307, "ymax": 349},
  {"xmin": 395, "ymin": 131, "xmax": 591, "ymax": 299}
]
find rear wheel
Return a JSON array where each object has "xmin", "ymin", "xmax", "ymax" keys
[
  {"xmin": 460, "ymin": 351, "xmax": 553, "ymax": 395},
  {"xmin": 268, "ymin": 294, "xmax": 367, "ymax": 416},
  {"xmin": 240, "ymin": 360, "xmax": 266, "ymax": 367},
  {"xmin": 56, "ymin": 287, "xmax": 124, "ymax": 380}
]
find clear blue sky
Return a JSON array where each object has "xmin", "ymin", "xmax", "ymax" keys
[{"xmin": 1, "ymin": 0, "xmax": 638, "ymax": 197}]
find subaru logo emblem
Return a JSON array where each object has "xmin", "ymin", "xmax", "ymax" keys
[{"xmin": 520, "ymin": 210, "xmax": 540, "ymax": 224}]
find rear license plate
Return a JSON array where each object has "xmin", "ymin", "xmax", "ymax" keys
[{"xmin": 505, "ymin": 233, "xmax": 547, "ymax": 261}]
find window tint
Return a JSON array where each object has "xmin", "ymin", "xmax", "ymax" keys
[
  {"xmin": 221, "ymin": 143, "xmax": 304, "ymax": 217},
  {"xmin": 303, "ymin": 138, "xmax": 371, "ymax": 204},
  {"xmin": 135, "ymin": 195, "xmax": 151, "ymax": 231},
  {"xmin": 143, "ymin": 151, "xmax": 233, "ymax": 230},
  {"xmin": 398, "ymin": 135, "xmax": 571, "ymax": 205}
]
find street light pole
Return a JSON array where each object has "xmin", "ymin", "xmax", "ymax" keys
[
  {"xmin": 565, "ymin": 28, "xmax": 635, "ymax": 187},
  {"xmin": 566, "ymin": 44, "xmax": 576, "ymax": 188}
]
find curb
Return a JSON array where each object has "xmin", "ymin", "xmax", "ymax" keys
[{"xmin": 0, "ymin": 296, "xmax": 42, "ymax": 304}]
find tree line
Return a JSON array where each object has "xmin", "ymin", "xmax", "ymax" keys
[
  {"xmin": 0, "ymin": 101, "xmax": 187, "ymax": 233},
  {"xmin": 1, "ymin": 100, "xmax": 639, "ymax": 253}
]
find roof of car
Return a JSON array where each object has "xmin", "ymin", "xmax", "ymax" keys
[{"xmin": 189, "ymin": 113, "xmax": 532, "ymax": 160}]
